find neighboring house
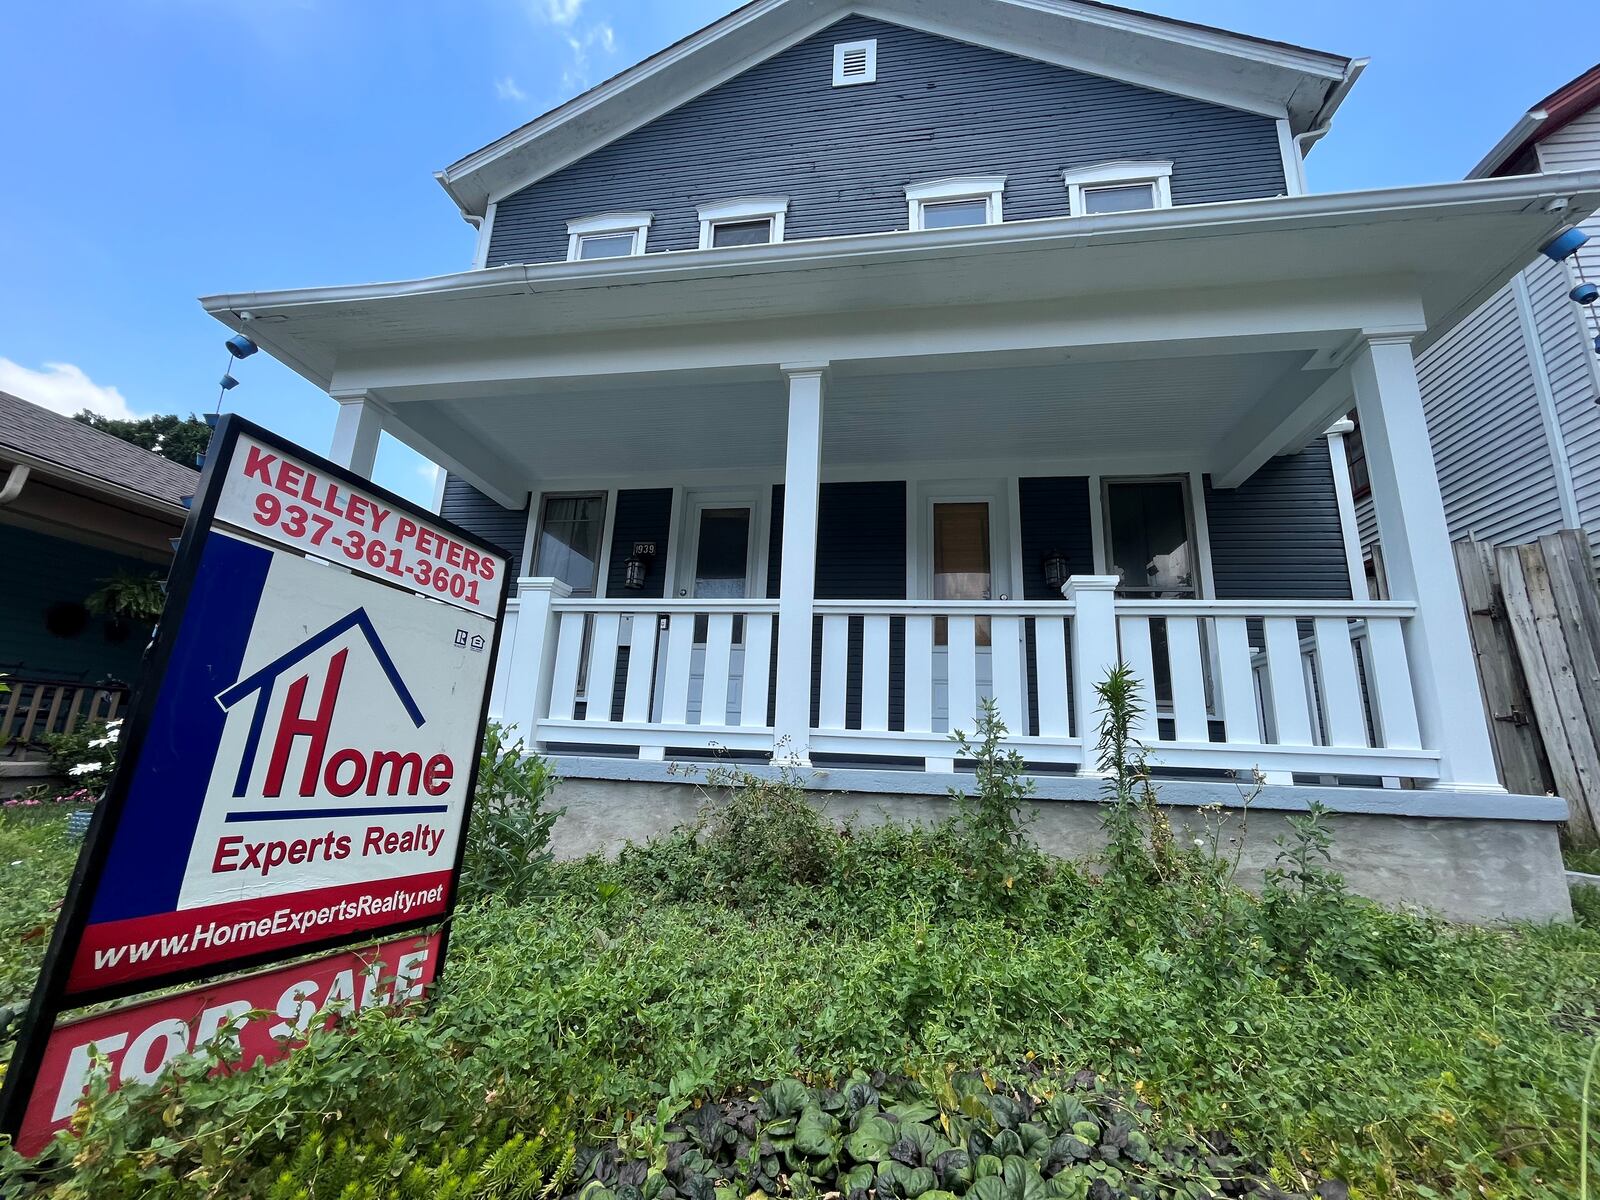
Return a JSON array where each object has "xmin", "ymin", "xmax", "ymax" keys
[
  {"xmin": 0, "ymin": 390, "xmax": 196, "ymax": 746},
  {"xmin": 1353, "ymin": 64, "xmax": 1600, "ymax": 588},
  {"xmin": 203, "ymin": 1, "xmax": 1600, "ymax": 921}
]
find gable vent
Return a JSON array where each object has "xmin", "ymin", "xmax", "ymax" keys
[{"xmin": 832, "ymin": 39, "xmax": 877, "ymax": 87}]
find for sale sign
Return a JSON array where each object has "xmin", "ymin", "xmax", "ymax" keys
[
  {"xmin": 17, "ymin": 932, "xmax": 440, "ymax": 1155},
  {"xmin": 0, "ymin": 416, "xmax": 508, "ymax": 1149}
]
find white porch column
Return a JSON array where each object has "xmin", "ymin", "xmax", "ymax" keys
[
  {"xmin": 773, "ymin": 363, "xmax": 826, "ymax": 765},
  {"xmin": 1324, "ymin": 418, "xmax": 1369, "ymax": 601},
  {"xmin": 1350, "ymin": 337, "xmax": 1502, "ymax": 792},
  {"xmin": 499, "ymin": 578, "xmax": 572, "ymax": 748},
  {"xmin": 1064, "ymin": 576, "xmax": 1121, "ymax": 774},
  {"xmin": 329, "ymin": 393, "xmax": 384, "ymax": 478}
]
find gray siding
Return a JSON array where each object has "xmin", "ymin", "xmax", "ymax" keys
[
  {"xmin": 440, "ymin": 476, "xmax": 527, "ymax": 577},
  {"xmin": 1205, "ymin": 442, "xmax": 1352, "ymax": 600},
  {"xmin": 488, "ymin": 14, "xmax": 1287, "ymax": 266},
  {"xmin": 1531, "ymin": 252, "xmax": 1600, "ymax": 559}
]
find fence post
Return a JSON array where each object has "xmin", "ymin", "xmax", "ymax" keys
[
  {"xmin": 1065, "ymin": 575, "xmax": 1121, "ymax": 773},
  {"xmin": 498, "ymin": 578, "xmax": 571, "ymax": 750}
]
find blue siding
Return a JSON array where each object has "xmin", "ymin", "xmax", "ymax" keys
[
  {"xmin": 440, "ymin": 476, "xmax": 527, "ymax": 578},
  {"xmin": 488, "ymin": 15, "xmax": 1287, "ymax": 266},
  {"xmin": 605, "ymin": 488, "xmax": 674, "ymax": 598},
  {"xmin": 1018, "ymin": 477, "xmax": 1093, "ymax": 600},
  {"xmin": 1204, "ymin": 442, "xmax": 1352, "ymax": 600}
]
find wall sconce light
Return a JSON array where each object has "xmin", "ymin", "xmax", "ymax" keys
[
  {"xmin": 624, "ymin": 541, "xmax": 657, "ymax": 591},
  {"xmin": 1041, "ymin": 548, "xmax": 1070, "ymax": 593}
]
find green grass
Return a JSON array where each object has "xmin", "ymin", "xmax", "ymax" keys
[
  {"xmin": 3, "ymin": 807, "xmax": 1599, "ymax": 1199},
  {"xmin": 0, "ymin": 808, "xmax": 79, "ymax": 1027},
  {"xmin": 1567, "ymin": 844, "xmax": 1600, "ymax": 877}
]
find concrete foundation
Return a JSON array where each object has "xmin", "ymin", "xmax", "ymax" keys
[{"xmin": 547, "ymin": 757, "xmax": 1572, "ymax": 925}]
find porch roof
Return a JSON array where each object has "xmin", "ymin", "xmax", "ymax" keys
[{"xmin": 205, "ymin": 174, "xmax": 1600, "ymax": 394}]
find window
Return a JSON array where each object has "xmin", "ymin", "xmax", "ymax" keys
[
  {"xmin": 1344, "ymin": 412, "xmax": 1371, "ymax": 499},
  {"xmin": 1063, "ymin": 161, "xmax": 1173, "ymax": 217},
  {"xmin": 532, "ymin": 493, "xmax": 607, "ymax": 596},
  {"xmin": 697, "ymin": 197, "xmax": 788, "ymax": 250},
  {"xmin": 1103, "ymin": 477, "xmax": 1196, "ymax": 598},
  {"xmin": 565, "ymin": 212, "xmax": 652, "ymax": 262},
  {"xmin": 832, "ymin": 39, "xmax": 877, "ymax": 86},
  {"xmin": 906, "ymin": 176, "xmax": 1006, "ymax": 231}
]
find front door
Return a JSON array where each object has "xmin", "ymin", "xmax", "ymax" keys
[
  {"xmin": 920, "ymin": 484, "xmax": 1014, "ymax": 732},
  {"xmin": 671, "ymin": 492, "xmax": 760, "ymax": 726}
]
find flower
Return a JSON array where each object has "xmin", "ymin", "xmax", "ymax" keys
[
  {"xmin": 69, "ymin": 762, "xmax": 104, "ymax": 777},
  {"xmin": 87, "ymin": 737, "xmax": 116, "ymax": 749}
]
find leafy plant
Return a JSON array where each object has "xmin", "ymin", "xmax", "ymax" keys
[
  {"xmin": 948, "ymin": 699, "xmax": 1037, "ymax": 906},
  {"xmin": 40, "ymin": 719, "xmax": 121, "ymax": 799},
  {"xmin": 73, "ymin": 410, "xmax": 212, "ymax": 469},
  {"xmin": 84, "ymin": 572, "xmax": 166, "ymax": 623},
  {"xmin": 460, "ymin": 722, "xmax": 562, "ymax": 905}
]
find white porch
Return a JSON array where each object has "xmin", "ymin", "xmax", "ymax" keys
[{"xmin": 203, "ymin": 175, "xmax": 1600, "ymax": 798}]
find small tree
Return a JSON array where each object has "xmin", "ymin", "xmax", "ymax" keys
[
  {"xmin": 949, "ymin": 698, "xmax": 1037, "ymax": 903},
  {"xmin": 74, "ymin": 411, "xmax": 212, "ymax": 468}
]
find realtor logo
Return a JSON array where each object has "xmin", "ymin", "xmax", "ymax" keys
[{"xmin": 215, "ymin": 608, "xmax": 429, "ymax": 803}]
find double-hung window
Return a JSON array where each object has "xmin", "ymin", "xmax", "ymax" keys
[
  {"xmin": 566, "ymin": 212, "xmax": 652, "ymax": 261},
  {"xmin": 697, "ymin": 197, "xmax": 788, "ymax": 250},
  {"xmin": 1102, "ymin": 477, "xmax": 1197, "ymax": 599},
  {"xmin": 532, "ymin": 493, "xmax": 608, "ymax": 596},
  {"xmin": 1063, "ymin": 161, "xmax": 1173, "ymax": 216},
  {"xmin": 906, "ymin": 176, "xmax": 1006, "ymax": 231}
]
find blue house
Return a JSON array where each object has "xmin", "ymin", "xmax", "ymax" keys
[{"xmin": 204, "ymin": 1, "xmax": 1600, "ymax": 921}]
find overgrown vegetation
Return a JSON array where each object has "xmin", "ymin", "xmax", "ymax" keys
[
  {"xmin": 458, "ymin": 722, "xmax": 562, "ymax": 906},
  {"xmin": 2, "ymin": 683, "xmax": 1598, "ymax": 1198}
]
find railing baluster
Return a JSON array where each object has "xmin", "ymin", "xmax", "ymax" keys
[
  {"xmin": 861, "ymin": 615, "xmax": 891, "ymax": 733},
  {"xmin": 946, "ymin": 616, "xmax": 977, "ymax": 736},
  {"xmin": 818, "ymin": 614, "xmax": 849, "ymax": 730},
  {"xmin": 1263, "ymin": 616, "xmax": 1314, "ymax": 745},
  {"xmin": 660, "ymin": 614, "xmax": 696, "ymax": 724},
  {"xmin": 584, "ymin": 614, "xmax": 621, "ymax": 724},
  {"xmin": 740, "ymin": 614, "xmax": 772, "ymax": 728},
  {"xmin": 904, "ymin": 615, "xmax": 934, "ymax": 733},
  {"xmin": 990, "ymin": 616, "xmax": 1025, "ymax": 734},
  {"xmin": 1117, "ymin": 616, "xmax": 1159, "ymax": 740},
  {"xmin": 1363, "ymin": 616, "xmax": 1422, "ymax": 750},
  {"xmin": 547, "ymin": 612, "xmax": 587, "ymax": 722},
  {"xmin": 1167, "ymin": 615, "xmax": 1208, "ymax": 743},
  {"xmin": 1313, "ymin": 617, "xmax": 1366, "ymax": 747},
  {"xmin": 1034, "ymin": 616, "xmax": 1070, "ymax": 737},
  {"xmin": 1213, "ymin": 616, "xmax": 1259, "ymax": 744},
  {"xmin": 622, "ymin": 615, "xmax": 659, "ymax": 724},
  {"xmin": 700, "ymin": 613, "xmax": 735, "ymax": 727}
]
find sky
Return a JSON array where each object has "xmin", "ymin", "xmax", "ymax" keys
[{"xmin": 1, "ymin": 1, "xmax": 1593, "ymax": 506}]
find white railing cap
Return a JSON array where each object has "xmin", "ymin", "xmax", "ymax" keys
[{"xmin": 517, "ymin": 577, "xmax": 574, "ymax": 597}]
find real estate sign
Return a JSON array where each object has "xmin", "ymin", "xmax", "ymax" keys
[{"xmin": 0, "ymin": 416, "xmax": 508, "ymax": 1150}]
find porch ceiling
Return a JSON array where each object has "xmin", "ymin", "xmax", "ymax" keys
[{"xmin": 433, "ymin": 346, "xmax": 1322, "ymax": 482}]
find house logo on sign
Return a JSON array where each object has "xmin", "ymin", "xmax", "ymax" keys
[
  {"xmin": 215, "ymin": 608, "xmax": 431, "ymax": 804},
  {"xmin": 454, "ymin": 629, "xmax": 485, "ymax": 652}
]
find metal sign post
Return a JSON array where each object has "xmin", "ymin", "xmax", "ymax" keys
[{"xmin": 0, "ymin": 416, "xmax": 509, "ymax": 1152}]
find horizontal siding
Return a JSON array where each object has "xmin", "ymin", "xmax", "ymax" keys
[
  {"xmin": 440, "ymin": 475, "xmax": 528, "ymax": 577},
  {"xmin": 1412, "ymin": 278, "xmax": 1566, "ymax": 547},
  {"xmin": 1527, "ymin": 253, "xmax": 1600, "ymax": 560},
  {"xmin": 488, "ymin": 14, "xmax": 1286, "ymax": 266},
  {"xmin": 605, "ymin": 488, "xmax": 674, "ymax": 598},
  {"xmin": 1204, "ymin": 441, "xmax": 1351, "ymax": 600},
  {"xmin": 1018, "ymin": 477, "xmax": 1093, "ymax": 600}
]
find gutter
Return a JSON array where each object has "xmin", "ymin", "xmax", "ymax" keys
[
  {"xmin": 203, "ymin": 171, "xmax": 1600, "ymax": 323},
  {"xmin": 1294, "ymin": 56, "xmax": 1367, "ymax": 167},
  {"xmin": 0, "ymin": 451, "xmax": 188, "ymax": 521},
  {"xmin": 1468, "ymin": 110, "xmax": 1548, "ymax": 180},
  {"xmin": 0, "ymin": 464, "xmax": 29, "ymax": 506}
]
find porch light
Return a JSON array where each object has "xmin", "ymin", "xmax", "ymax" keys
[
  {"xmin": 1042, "ymin": 548, "xmax": 1070, "ymax": 593},
  {"xmin": 624, "ymin": 544, "xmax": 656, "ymax": 590}
]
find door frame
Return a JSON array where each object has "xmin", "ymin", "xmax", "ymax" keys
[
  {"xmin": 910, "ymin": 478, "xmax": 1017, "ymax": 601},
  {"xmin": 671, "ymin": 486, "xmax": 769, "ymax": 599}
]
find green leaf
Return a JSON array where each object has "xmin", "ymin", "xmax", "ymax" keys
[
  {"xmin": 794, "ymin": 1107, "xmax": 841, "ymax": 1159},
  {"xmin": 973, "ymin": 1154, "xmax": 1004, "ymax": 1180},
  {"xmin": 844, "ymin": 1115, "xmax": 897, "ymax": 1163},
  {"xmin": 764, "ymin": 1079, "xmax": 811, "ymax": 1120}
]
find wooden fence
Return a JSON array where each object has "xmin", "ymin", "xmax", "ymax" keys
[
  {"xmin": 0, "ymin": 679, "xmax": 127, "ymax": 755},
  {"xmin": 1455, "ymin": 530, "xmax": 1600, "ymax": 841}
]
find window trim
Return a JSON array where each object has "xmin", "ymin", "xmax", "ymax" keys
[
  {"xmin": 565, "ymin": 211, "xmax": 653, "ymax": 261},
  {"xmin": 832, "ymin": 38, "xmax": 877, "ymax": 87},
  {"xmin": 1099, "ymin": 473, "xmax": 1204, "ymax": 599},
  {"xmin": 1062, "ymin": 160, "xmax": 1173, "ymax": 216},
  {"xmin": 906, "ymin": 176, "xmax": 1006, "ymax": 231},
  {"xmin": 696, "ymin": 197, "xmax": 789, "ymax": 250}
]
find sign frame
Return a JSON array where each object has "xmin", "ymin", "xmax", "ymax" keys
[{"xmin": 0, "ymin": 415, "xmax": 511, "ymax": 1141}]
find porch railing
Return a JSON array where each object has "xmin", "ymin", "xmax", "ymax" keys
[
  {"xmin": 497, "ymin": 577, "xmax": 1439, "ymax": 784},
  {"xmin": 2, "ymin": 677, "xmax": 127, "ymax": 754}
]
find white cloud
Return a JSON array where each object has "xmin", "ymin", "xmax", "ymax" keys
[
  {"xmin": 494, "ymin": 75, "xmax": 527, "ymax": 101},
  {"xmin": 557, "ymin": 21, "xmax": 617, "ymax": 92},
  {"xmin": 0, "ymin": 358, "xmax": 142, "ymax": 420},
  {"xmin": 536, "ymin": 0, "xmax": 584, "ymax": 26}
]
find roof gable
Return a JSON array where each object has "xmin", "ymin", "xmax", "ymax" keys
[
  {"xmin": 1471, "ymin": 62, "xmax": 1600, "ymax": 179},
  {"xmin": 438, "ymin": 0, "xmax": 1355, "ymax": 219}
]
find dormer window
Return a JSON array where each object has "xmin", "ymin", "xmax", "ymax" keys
[
  {"xmin": 698, "ymin": 197, "xmax": 788, "ymax": 250},
  {"xmin": 1062, "ymin": 161, "xmax": 1173, "ymax": 216},
  {"xmin": 906, "ymin": 176, "xmax": 1006, "ymax": 231},
  {"xmin": 566, "ymin": 212, "xmax": 653, "ymax": 261}
]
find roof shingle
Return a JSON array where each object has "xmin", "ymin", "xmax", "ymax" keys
[{"xmin": 0, "ymin": 390, "xmax": 199, "ymax": 508}]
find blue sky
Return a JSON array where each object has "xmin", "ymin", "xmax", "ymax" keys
[{"xmin": 1, "ymin": 1, "xmax": 1591, "ymax": 506}]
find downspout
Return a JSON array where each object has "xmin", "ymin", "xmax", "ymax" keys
[
  {"xmin": 0, "ymin": 464, "xmax": 30, "ymax": 506},
  {"xmin": 1292, "ymin": 59, "xmax": 1369, "ymax": 191}
]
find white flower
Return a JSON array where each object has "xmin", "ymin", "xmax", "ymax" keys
[
  {"xmin": 69, "ymin": 762, "xmax": 104, "ymax": 776},
  {"xmin": 88, "ymin": 737, "xmax": 115, "ymax": 749}
]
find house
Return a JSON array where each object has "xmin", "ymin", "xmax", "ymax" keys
[
  {"xmin": 202, "ymin": 1, "xmax": 1600, "ymax": 922},
  {"xmin": 0, "ymin": 390, "xmax": 197, "ymax": 749},
  {"xmin": 1350, "ymin": 64, "xmax": 1600, "ymax": 591}
]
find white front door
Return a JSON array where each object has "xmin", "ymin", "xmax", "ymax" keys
[{"xmin": 669, "ymin": 490, "xmax": 762, "ymax": 726}]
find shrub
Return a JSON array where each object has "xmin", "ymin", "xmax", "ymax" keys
[
  {"xmin": 459, "ymin": 722, "xmax": 561, "ymax": 905},
  {"xmin": 40, "ymin": 720, "xmax": 121, "ymax": 800},
  {"xmin": 948, "ymin": 699, "xmax": 1038, "ymax": 906}
]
